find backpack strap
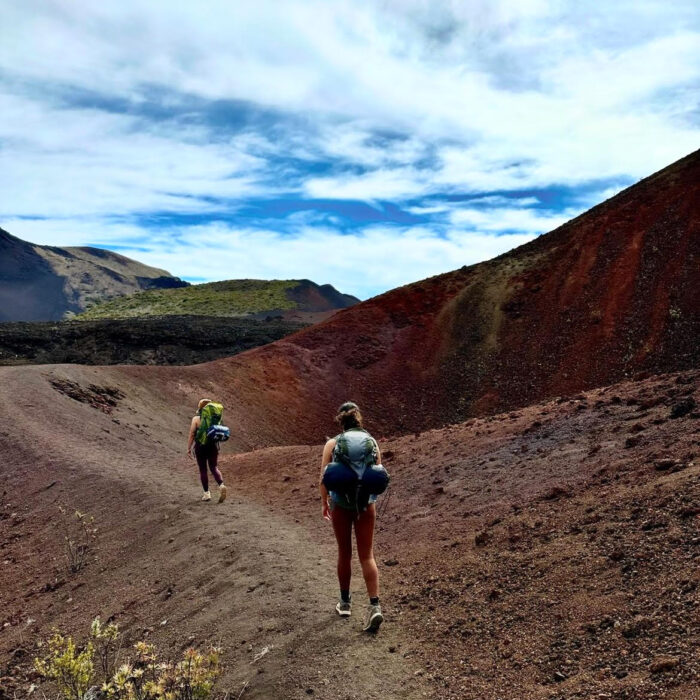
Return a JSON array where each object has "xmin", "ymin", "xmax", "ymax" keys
[{"xmin": 195, "ymin": 417, "xmax": 207, "ymax": 445}]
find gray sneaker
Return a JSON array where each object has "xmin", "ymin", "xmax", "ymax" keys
[
  {"xmin": 363, "ymin": 604, "xmax": 383, "ymax": 632},
  {"xmin": 335, "ymin": 598, "xmax": 352, "ymax": 617}
]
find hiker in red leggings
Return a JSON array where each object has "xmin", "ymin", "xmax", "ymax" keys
[
  {"xmin": 187, "ymin": 399, "xmax": 227, "ymax": 503},
  {"xmin": 319, "ymin": 402, "xmax": 383, "ymax": 632}
]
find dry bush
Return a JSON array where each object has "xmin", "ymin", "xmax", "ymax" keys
[{"xmin": 35, "ymin": 620, "xmax": 223, "ymax": 700}]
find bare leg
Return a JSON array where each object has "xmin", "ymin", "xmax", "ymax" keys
[
  {"xmin": 331, "ymin": 507, "xmax": 353, "ymax": 592},
  {"xmin": 354, "ymin": 504, "xmax": 379, "ymax": 599}
]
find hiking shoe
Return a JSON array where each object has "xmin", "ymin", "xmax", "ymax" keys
[
  {"xmin": 201, "ymin": 491, "xmax": 211, "ymax": 502},
  {"xmin": 363, "ymin": 604, "xmax": 383, "ymax": 632},
  {"xmin": 218, "ymin": 484, "xmax": 227, "ymax": 503},
  {"xmin": 335, "ymin": 599, "xmax": 352, "ymax": 617}
]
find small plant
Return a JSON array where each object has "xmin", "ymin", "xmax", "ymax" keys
[
  {"xmin": 91, "ymin": 618, "xmax": 121, "ymax": 683},
  {"xmin": 34, "ymin": 631, "xmax": 94, "ymax": 700},
  {"xmin": 59, "ymin": 507, "xmax": 97, "ymax": 574},
  {"xmin": 669, "ymin": 306, "xmax": 682, "ymax": 320},
  {"xmin": 106, "ymin": 643, "xmax": 221, "ymax": 700},
  {"xmin": 35, "ymin": 621, "xmax": 222, "ymax": 700}
]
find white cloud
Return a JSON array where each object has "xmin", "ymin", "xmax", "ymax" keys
[
  {"xmin": 467, "ymin": 196, "xmax": 540, "ymax": 207},
  {"xmin": 448, "ymin": 205, "xmax": 577, "ymax": 233},
  {"xmin": 304, "ymin": 168, "xmax": 428, "ymax": 201},
  {"xmin": 3, "ymin": 216, "xmax": 537, "ymax": 299},
  {"xmin": 0, "ymin": 93, "xmax": 268, "ymax": 218},
  {"xmin": 0, "ymin": 0, "xmax": 698, "ymax": 293}
]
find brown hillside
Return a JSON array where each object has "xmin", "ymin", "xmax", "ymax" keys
[
  {"xmin": 211, "ymin": 150, "xmax": 699, "ymax": 443},
  {"xmin": 1, "ymin": 362, "xmax": 697, "ymax": 699}
]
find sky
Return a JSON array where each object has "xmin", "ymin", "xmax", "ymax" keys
[{"xmin": 1, "ymin": 1, "xmax": 698, "ymax": 299}]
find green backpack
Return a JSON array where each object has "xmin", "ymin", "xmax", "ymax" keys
[{"xmin": 196, "ymin": 402, "xmax": 224, "ymax": 445}]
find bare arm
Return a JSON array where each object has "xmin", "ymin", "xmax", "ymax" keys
[
  {"xmin": 319, "ymin": 439, "xmax": 336, "ymax": 520},
  {"xmin": 187, "ymin": 416, "xmax": 199, "ymax": 458}
]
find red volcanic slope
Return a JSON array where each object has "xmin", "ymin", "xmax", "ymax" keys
[
  {"xmin": 209, "ymin": 149, "xmax": 699, "ymax": 443},
  {"xmin": 4, "ymin": 364, "xmax": 696, "ymax": 700}
]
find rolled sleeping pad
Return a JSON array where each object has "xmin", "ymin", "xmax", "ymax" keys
[
  {"xmin": 207, "ymin": 424, "xmax": 230, "ymax": 442},
  {"xmin": 322, "ymin": 462, "xmax": 390, "ymax": 495},
  {"xmin": 322, "ymin": 461, "xmax": 356, "ymax": 492},
  {"xmin": 362, "ymin": 464, "xmax": 390, "ymax": 495}
]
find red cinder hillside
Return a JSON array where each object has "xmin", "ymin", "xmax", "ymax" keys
[{"xmin": 209, "ymin": 149, "xmax": 699, "ymax": 443}]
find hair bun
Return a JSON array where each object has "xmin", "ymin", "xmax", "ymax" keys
[{"xmin": 335, "ymin": 401, "xmax": 363, "ymax": 430}]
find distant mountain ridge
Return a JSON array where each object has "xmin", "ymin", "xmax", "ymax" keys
[{"xmin": 0, "ymin": 227, "xmax": 187, "ymax": 321}]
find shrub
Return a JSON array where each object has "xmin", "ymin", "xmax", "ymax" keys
[
  {"xmin": 34, "ymin": 632, "xmax": 94, "ymax": 700},
  {"xmin": 35, "ymin": 620, "xmax": 222, "ymax": 700}
]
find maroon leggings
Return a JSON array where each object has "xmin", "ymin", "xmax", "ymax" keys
[{"xmin": 194, "ymin": 442, "xmax": 223, "ymax": 491}]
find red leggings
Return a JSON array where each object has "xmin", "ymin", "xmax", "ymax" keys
[
  {"xmin": 194, "ymin": 442, "xmax": 223, "ymax": 491},
  {"xmin": 331, "ymin": 504, "xmax": 379, "ymax": 598}
]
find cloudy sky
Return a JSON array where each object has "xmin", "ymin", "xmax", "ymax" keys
[{"xmin": 1, "ymin": 1, "xmax": 698, "ymax": 298}]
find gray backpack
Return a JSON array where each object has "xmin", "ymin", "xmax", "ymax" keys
[
  {"xmin": 332, "ymin": 429, "xmax": 379, "ymax": 478},
  {"xmin": 323, "ymin": 429, "xmax": 389, "ymax": 512}
]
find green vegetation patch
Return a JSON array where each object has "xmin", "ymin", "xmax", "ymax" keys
[{"xmin": 77, "ymin": 279, "xmax": 302, "ymax": 319}]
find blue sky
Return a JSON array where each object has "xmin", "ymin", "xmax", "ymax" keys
[{"xmin": 1, "ymin": 1, "xmax": 698, "ymax": 299}]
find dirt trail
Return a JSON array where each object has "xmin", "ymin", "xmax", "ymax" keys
[
  {"xmin": 2, "ymin": 362, "xmax": 699, "ymax": 699},
  {"xmin": 0, "ymin": 365, "xmax": 428, "ymax": 699}
]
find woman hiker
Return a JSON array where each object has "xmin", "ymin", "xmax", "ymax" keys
[
  {"xmin": 320, "ymin": 401, "xmax": 384, "ymax": 632},
  {"xmin": 187, "ymin": 399, "xmax": 227, "ymax": 503}
]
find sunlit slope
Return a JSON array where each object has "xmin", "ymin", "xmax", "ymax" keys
[{"xmin": 77, "ymin": 278, "xmax": 359, "ymax": 320}]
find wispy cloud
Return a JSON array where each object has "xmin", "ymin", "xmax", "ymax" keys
[{"xmin": 1, "ymin": 0, "xmax": 698, "ymax": 297}]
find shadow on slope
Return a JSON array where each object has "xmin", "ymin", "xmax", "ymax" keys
[
  {"xmin": 0, "ymin": 316, "xmax": 307, "ymax": 366},
  {"xmin": 0, "ymin": 227, "xmax": 186, "ymax": 322}
]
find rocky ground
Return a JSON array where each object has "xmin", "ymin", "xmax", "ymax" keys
[
  {"xmin": 230, "ymin": 370, "xmax": 700, "ymax": 699},
  {"xmin": 0, "ymin": 316, "xmax": 307, "ymax": 366},
  {"xmin": 1, "ymin": 363, "xmax": 697, "ymax": 699}
]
